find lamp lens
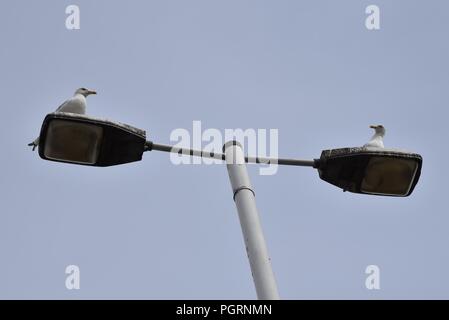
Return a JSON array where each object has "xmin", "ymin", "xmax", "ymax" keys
[
  {"xmin": 44, "ymin": 120, "xmax": 103, "ymax": 164},
  {"xmin": 361, "ymin": 157, "xmax": 419, "ymax": 196}
]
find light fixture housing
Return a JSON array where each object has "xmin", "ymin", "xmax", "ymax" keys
[
  {"xmin": 38, "ymin": 112, "xmax": 146, "ymax": 167},
  {"xmin": 316, "ymin": 147, "xmax": 423, "ymax": 197}
]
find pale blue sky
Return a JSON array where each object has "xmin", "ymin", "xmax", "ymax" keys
[{"xmin": 0, "ymin": 0, "xmax": 448, "ymax": 299}]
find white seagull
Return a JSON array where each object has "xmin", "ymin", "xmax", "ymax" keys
[
  {"xmin": 363, "ymin": 125, "xmax": 385, "ymax": 148},
  {"xmin": 28, "ymin": 87, "xmax": 97, "ymax": 151}
]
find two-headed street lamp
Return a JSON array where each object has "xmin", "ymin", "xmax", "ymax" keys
[
  {"xmin": 34, "ymin": 112, "xmax": 423, "ymax": 298},
  {"xmin": 38, "ymin": 112, "xmax": 422, "ymax": 196}
]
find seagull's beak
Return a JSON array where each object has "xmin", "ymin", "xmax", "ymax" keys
[
  {"xmin": 370, "ymin": 125, "xmax": 377, "ymax": 129},
  {"xmin": 88, "ymin": 90, "xmax": 97, "ymax": 95}
]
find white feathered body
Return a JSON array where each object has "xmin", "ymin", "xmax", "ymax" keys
[
  {"xmin": 363, "ymin": 125, "xmax": 386, "ymax": 148},
  {"xmin": 364, "ymin": 134, "xmax": 384, "ymax": 148},
  {"xmin": 56, "ymin": 93, "xmax": 87, "ymax": 114}
]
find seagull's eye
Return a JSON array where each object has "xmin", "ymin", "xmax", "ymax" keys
[{"xmin": 81, "ymin": 88, "xmax": 86, "ymax": 91}]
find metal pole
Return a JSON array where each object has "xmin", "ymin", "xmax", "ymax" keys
[{"xmin": 223, "ymin": 141, "xmax": 280, "ymax": 300}]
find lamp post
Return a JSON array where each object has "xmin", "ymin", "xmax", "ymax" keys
[
  {"xmin": 224, "ymin": 141, "xmax": 279, "ymax": 299},
  {"xmin": 33, "ymin": 112, "xmax": 423, "ymax": 299}
]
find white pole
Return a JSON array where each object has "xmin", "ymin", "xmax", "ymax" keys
[{"xmin": 224, "ymin": 141, "xmax": 280, "ymax": 300}]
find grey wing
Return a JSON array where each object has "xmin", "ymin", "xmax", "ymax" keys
[{"xmin": 55, "ymin": 99, "xmax": 71, "ymax": 112}]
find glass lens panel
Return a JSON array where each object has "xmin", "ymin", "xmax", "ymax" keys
[
  {"xmin": 44, "ymin": 120, "xmax": 103, "ymax": 164},
  {"xmin": 361, "ymin": 157, "xmax": 418, "ymax": 196}
]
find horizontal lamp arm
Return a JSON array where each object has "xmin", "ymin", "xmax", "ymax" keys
[{"xmin": 146, "ymin": 141, "xmax": 317, "ymax": 168}]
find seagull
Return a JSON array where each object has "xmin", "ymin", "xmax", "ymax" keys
[
  {"xmin": 363, "ymin": 125, "xmax": 385, "ymax": 148},
  {"xmin": 28, "ymin": 87, "xmax": 97, "ymax": 151}
]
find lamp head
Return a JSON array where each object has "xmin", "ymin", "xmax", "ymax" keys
[
  {"xmin": 316, "ymin": 147, "xmax": 422, "ymax": 196},
  {"xmin": 37, "ymin": 112, "xmax": 146, "ymax": 167}
]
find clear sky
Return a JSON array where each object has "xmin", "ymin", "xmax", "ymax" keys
[{"xmin": 1, "ymin": 0, "xmax": 448, "ymax": 299}]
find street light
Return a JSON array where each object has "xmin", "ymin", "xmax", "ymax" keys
[
  {"xmin": 37, "ymin": 112, "xmax": 423, "ymax": 197},
  {"xmin": 38, "ymin": 112, "xmax": 146, "ymax": 166},
  {"xmin": 34, "ymin": 112, "xmax": 423, "ymax": 298}
]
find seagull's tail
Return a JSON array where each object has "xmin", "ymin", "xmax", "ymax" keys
[{"xmin": 28, "ymin": 137, "xmax": 39, "ymax": 151}]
